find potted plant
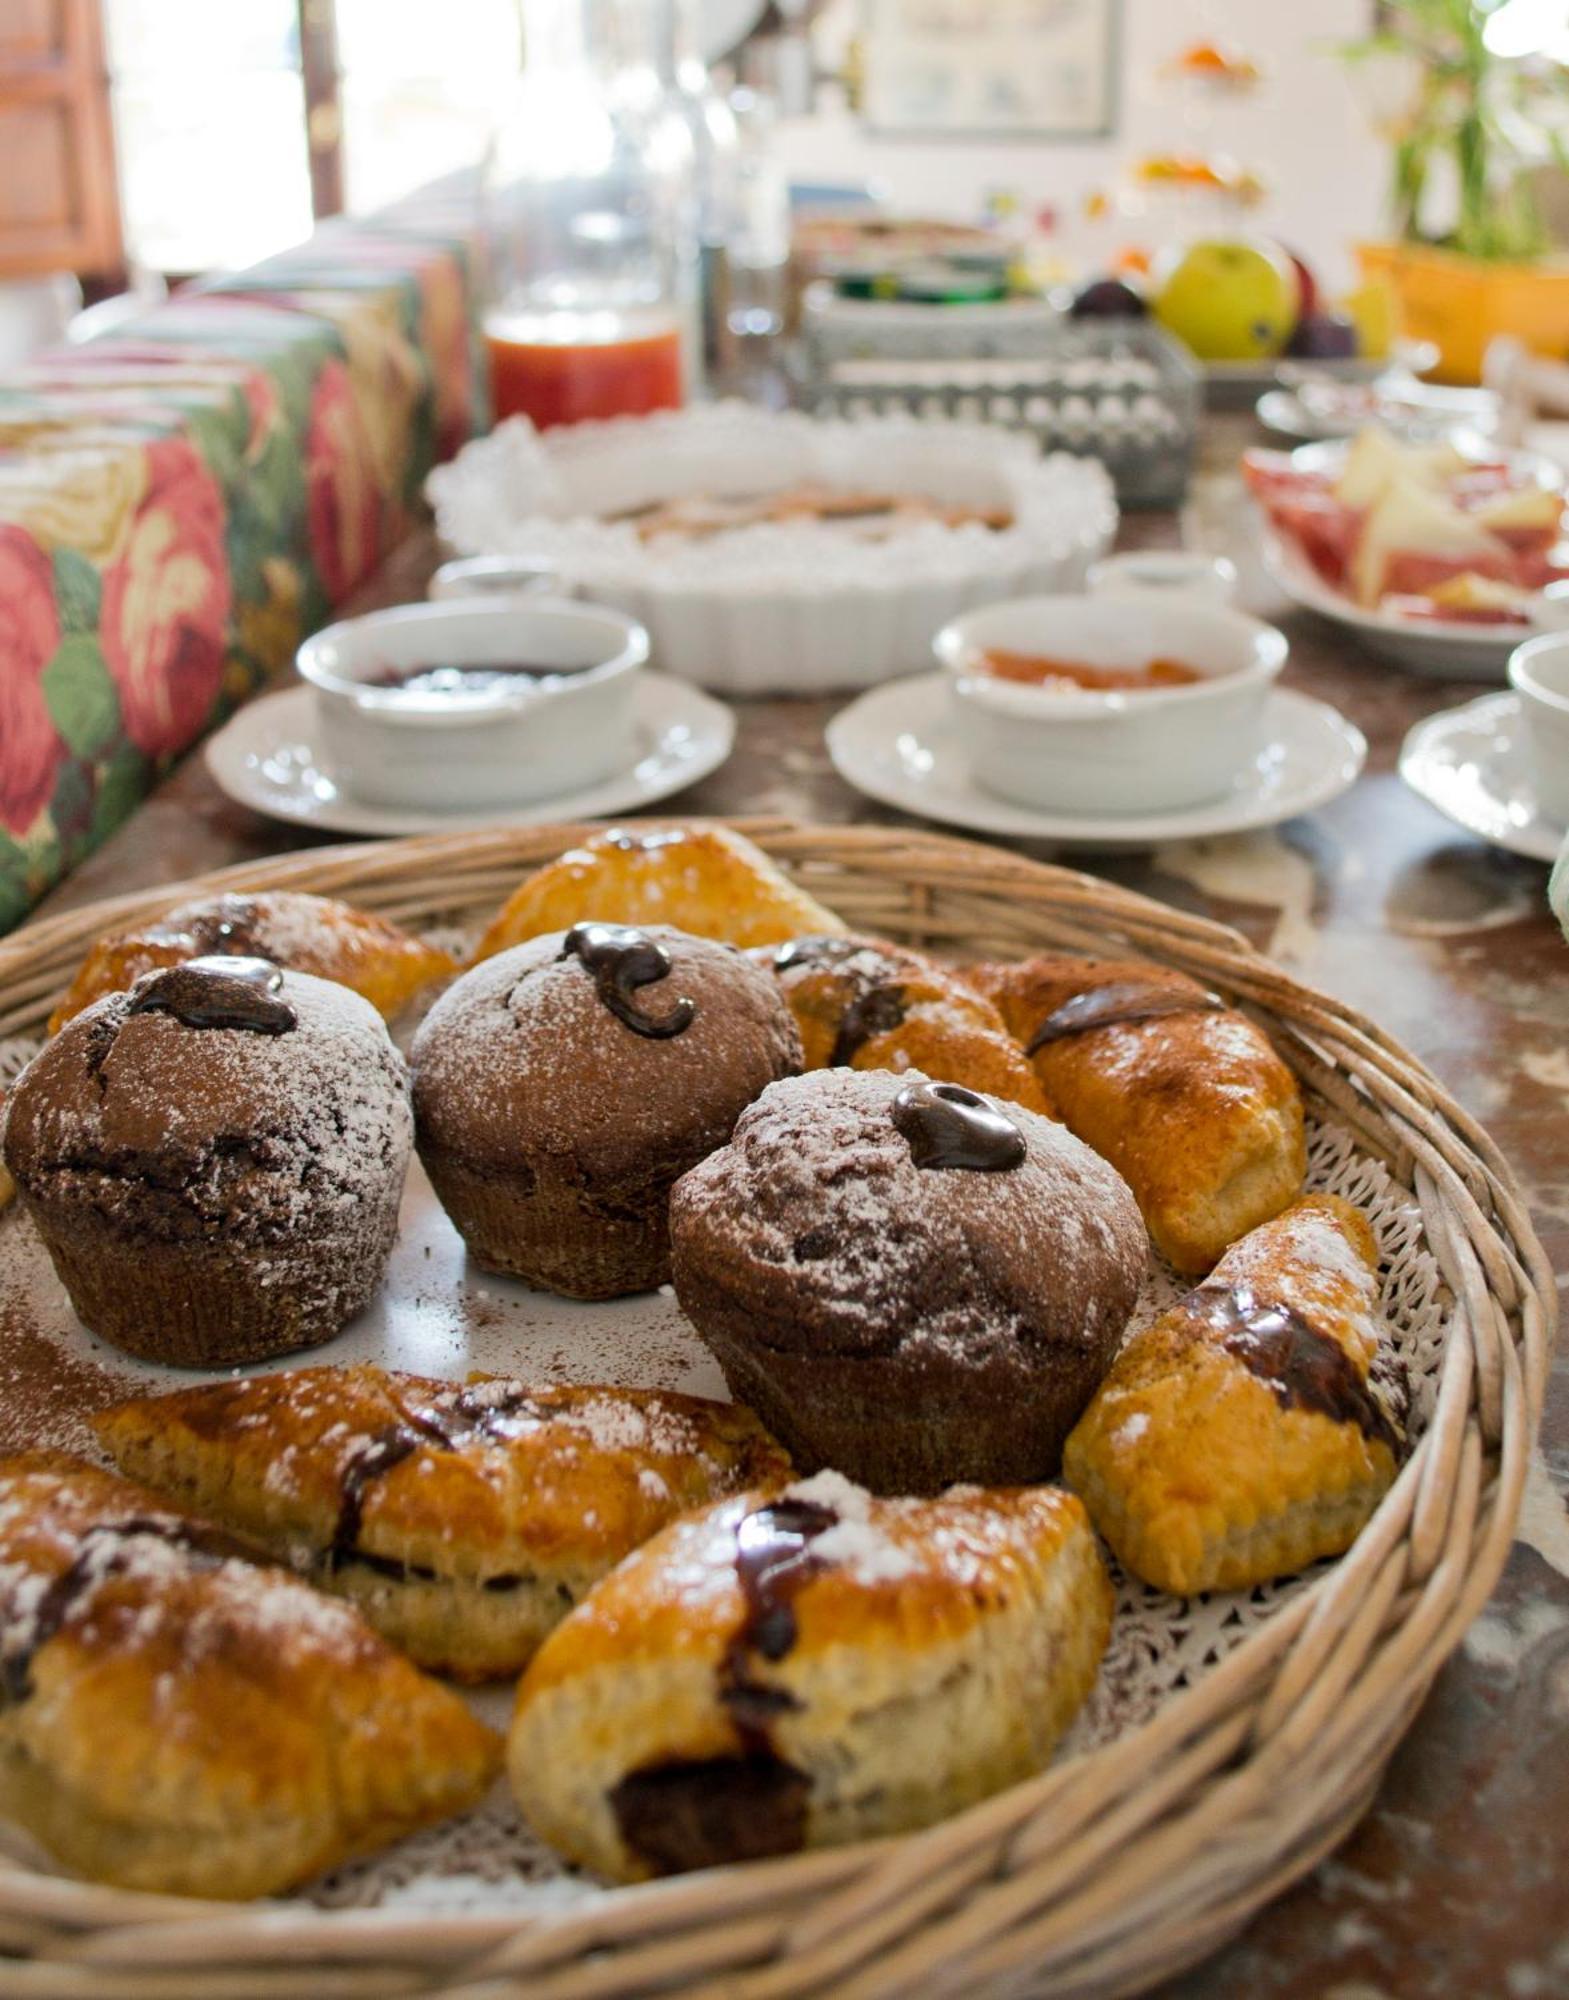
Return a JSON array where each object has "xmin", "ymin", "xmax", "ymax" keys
[{"xmin": 1340, "ymin": 0, "xmax": 1569, "ymax": 383}]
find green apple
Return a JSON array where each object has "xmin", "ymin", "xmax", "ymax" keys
[{"xmin": 1151, "ymin": 239, "xmax": 1302, "ymax": 361}]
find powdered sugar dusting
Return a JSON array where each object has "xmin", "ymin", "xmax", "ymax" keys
[{"xmin": 0, "ymin": 975, "xmax": 1452, "ymax": 1912}]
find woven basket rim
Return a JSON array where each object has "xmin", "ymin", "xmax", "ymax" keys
[{"xmin": 0, "ymin": 817, "xmax": 1552, "ymax": 2000}]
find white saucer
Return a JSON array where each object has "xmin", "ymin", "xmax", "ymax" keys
[
  {"xmin": 205, "ymin": 674, "xmax": 735, "ymax": 836},
  {"xmin": 825, "ymin": 674, "xmax": 1366, "ymax": 850},
  {"xmin": 1399, "ymin": 691, "xmax": 1567, "ymax": 862}
]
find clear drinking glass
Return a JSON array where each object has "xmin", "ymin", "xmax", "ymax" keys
[{"xmin": 482, "ymin": 0, "xmax": 697, "ymax": 426}]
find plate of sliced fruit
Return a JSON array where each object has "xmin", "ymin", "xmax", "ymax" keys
[{"xmin": 1245, "ymin": 428, "xmax": 1569, "ymax": 678}]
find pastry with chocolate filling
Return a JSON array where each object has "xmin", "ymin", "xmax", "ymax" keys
[
  {"xmin": 1063, "ymin": 1194, "xmax": 1409, "ymax": 1595},
  {"xmin": 751, "ymin": 933, "xmax": 1051, "ymax": 1113},
  {"xmin": 1, "ymin": 958, "xmax": 412, "ymax": 1367},
  {"xmin": 508, "ymin": 1472, "xmax": 1111, "ymax": 1881},
  {"xmin": 0, "ymin": 1453, "xmax": 499, "ymax": 1899},
  {"xmin": 412, "ymin": 924, "xmax": 801, "ymax": 1298},
  {"xmin": 48, "ymin": 889, "xmax": 455, "ymax": 1034},
  {"xmin": 473, "ymin": 824, "xmax": 847, "ymax": 962},
  {"xmin": 93, "ymin": 1366, "xmax": 791, "ymax": 1680},
  {"xmin": 668, "ymin": 1067, "xmax": 1145, "ymax": 1493},
  {"xmin": 965, "ymin": 954, "xmax": 1306, "ymax": 1274}
]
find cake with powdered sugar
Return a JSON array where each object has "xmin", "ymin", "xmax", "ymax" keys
[
  {"xmin": 668, "ymin": 1065, "xmax": 1147, "ymax": 1493},
  {"xmin": 0, "ymin": 956, "xmax": 412, "ymax": 1367}
]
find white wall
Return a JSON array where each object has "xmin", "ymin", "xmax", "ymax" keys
[{"xmin": 776, "ymin": 0, "xmax": 1388, "ymax": 292}]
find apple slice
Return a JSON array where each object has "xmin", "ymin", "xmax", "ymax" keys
[
  {"xmin": 1350, "ymin": 476, "xmax": 1506, "ymax": 607},
  {"xmin": 1333, "ymin": 429, "xmax": 1465, "ymax": 510},
  {"xmin": 1470, "ymin": 484, "xmax": 1565, "ymax": 549}
]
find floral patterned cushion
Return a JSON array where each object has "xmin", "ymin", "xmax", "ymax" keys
[{"xmin": 0, "ymin": 193, "xmax": 486, "ymax": 932}]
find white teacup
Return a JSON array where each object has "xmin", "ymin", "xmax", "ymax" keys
[{"xmin": 1508, "ymin": 633, "xmax": 1569, "ymax": 828}]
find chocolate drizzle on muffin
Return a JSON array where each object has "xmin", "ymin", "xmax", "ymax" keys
[
  {"xmin": 892, "ymin": 1081, "xmax": 1026, "ymax": 1172},
  {"xmin": 1025, "ymin": 980, "xmax": 1225, "ymax": 1052},
  {"xmin": 1188, "ymin": 1284, "xmax": 1407, "ymax": 1457},
  {"xmin": 559, "ymin": 924, "xmax": 697, "ymax": 1040},
  {"xmin": 126, "ymin": 955, "xmax": 297, "ymax": 1036}
]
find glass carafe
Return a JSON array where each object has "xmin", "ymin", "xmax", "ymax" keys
[{"xmin": 482, "ymin": 0, "xmax": 697, "ymax": 427}]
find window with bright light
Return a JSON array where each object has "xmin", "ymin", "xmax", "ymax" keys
[{"xmin": 104, "ymin": 0, "xmax": 522, "ymax": 276}]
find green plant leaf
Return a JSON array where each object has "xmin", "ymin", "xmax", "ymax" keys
[
  {"xmin": 41, "ymin": 635, "xmax": 121, "ymax": 760},
  {"xmin": 51, "ymin": 547, "xmax": 102, "ymax": 635}
]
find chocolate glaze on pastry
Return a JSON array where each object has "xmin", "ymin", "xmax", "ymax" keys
[
  {"xmin": 412, "ymin": 927, "xmax": 802, "ymax": 1298},
  {"xmin": 892, "ymin": 1080, "xmax": 1027, "ymax": 1171},
  {"xmin": 669, "ymin": 1067, "xmax": 1145, "ymax": 1493},
  {"xmin": 510, "ymin": 1475, "xmax": 1112, "ymax": 1883},
  {"xmin": 1063, "ymin": 1194, "xmax": 1408, "ymax": 1596},
  {"xmin": 48, "ymin": 889, "xmax": 457, "ymax": 1034},
  {"xmin": 0, "ymin": 1452, "xmax": 499, "ymax": 1900},
  {"xmin": 754, "ymin": 932, "xmax": 1052, "ymax": 1113},
  {"xmin": 126, "ymin": 956, "xmax": 297, "ymax": 1036},
  {"xmin": 1025, "ymin": 979, "xmax": 1224, "ymax": 1052},
  {"xmin": 968, "ymin": 953, "xmax": 1306, "ymax": 1274},
  {"xmin": 94, "ymin": 1366, "xmax": 792, "ymax": 1682},
  {"xmin": 1190, "ymin": 1283, "xmax": 1405, "ymax": 1457},
  {"xmin": 1, "ymin": 967, "xmax": 412, "ymax": 1367},
  {"xmin": 559, "ymin": 923, "xmax": 697, "ymax": 1039}
]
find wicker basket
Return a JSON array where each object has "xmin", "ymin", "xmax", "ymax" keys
[{"xmin": 0, "ymin": 819, "xmax": 1552, "ymax": 2000}]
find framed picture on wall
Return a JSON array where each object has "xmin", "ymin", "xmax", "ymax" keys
[{"xmin": 861, "ymin": 0, "xmax": 1119, "ymax": 139}]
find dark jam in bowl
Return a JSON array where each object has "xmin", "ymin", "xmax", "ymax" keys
[{"xmin": 363, "ymin": 662, "xmax": 568, "ymax": 700}]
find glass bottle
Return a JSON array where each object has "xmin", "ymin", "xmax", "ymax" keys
[
  {"xmin": 651, "ymin": 0, "xmax": 741, "ymax": 379},
  {"xmin": 481, "ymin": 0, "xmax": 697, "ymax": 428}
]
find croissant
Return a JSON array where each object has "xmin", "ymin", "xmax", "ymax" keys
[
  {"xmin": 966, "ymin": 953, "xmax": 1305, "ymax": 1272},
  {"xmin": 1063, "ymin": 1194, "xmax": 1408, "ymax": 1595},
  {"xmin": 753, "ymin": 933, "xmax": 1052, "ymax": 1113},
  {"xmin": 93, "ymin": 1365, "xmax": 791, "ymax": 1680},
  {"xmin": 473, "ymin": 824, "xmax": 847, "ymax": 961},
  {"xmin": 509, "ymin": 1472, "xmax": 1111, "ymax": 1880},
  {"xmin": 48, "ymin": 889, "xmax": 455, "ymax": 1033},
  {"xmin": 0, "ymin": 1452, "xmax": 500, "ymax": 1898}
]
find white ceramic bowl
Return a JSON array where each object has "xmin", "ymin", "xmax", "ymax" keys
[
  {"xmin": 295, "ymin": 598, "xmax": 647, "ymax": 812},
  {"xmin": 426, "ymin": 404, "xmax": 1117, "ymax": 696},
  {"xmin": 1087, "ymin": 549, "xmax": 1238, "ymax": 605},
  {"xmin": 1507, "ymin": 632, "xmax": 1569, "ymax": 826},
  {"xmin": 934, "ymin": 595, "xmax": 1288, "ymax": 815}
]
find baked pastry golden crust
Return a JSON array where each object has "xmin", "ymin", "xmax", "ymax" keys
[
  {"xmin": 508, "ymin": 1473, "xmax": 1111, "ymax": 1881},
  {"xmin": 48, "ymin": 889, "xmax": 455, "ymax": 1034},
  {"xmin": 669, "ymin": 1067, "xmax": 1146, "ymax": 1494},
  {"xmin": 93, "ymin": 1367, "xmax": 792, "ymax": 1681},
  {"xmin": 751, "ymin": 934, "xmax": 1052, "ymax": 1113},
  {"xmin": 1063, "ymin": 1194, "xmax": 1409, "ymax": 1596},
  {"xmin": 473, "ymin": 825, "xmax": 848, "ymax": 962},
  {"xmin": 0, "ymin": 1452, "xmax": 500, "ymax": 1899},
  {"xmin": 966, "ymin": 954, "xmax": 1306, "ymax": 1273}
]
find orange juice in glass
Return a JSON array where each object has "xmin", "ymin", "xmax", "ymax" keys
[{"xmin": 486, "ymin": 306, "xmax": 685, "ymax": 429}]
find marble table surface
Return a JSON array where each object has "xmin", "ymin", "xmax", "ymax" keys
[{"xmin": 24, "ymin": 421, "xmax": 1569, "ymax": 1997}]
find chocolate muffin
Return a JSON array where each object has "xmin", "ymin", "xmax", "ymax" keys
[
  {"xmin": 1, "ymin": 957, "xmax": 412, "ymax": 1368},
  {"xmin": 410, "ymin": 924, "xmax": 802, "ymax": 1299},
  {"xmin": 668, "ymin": 1067, "xmax": 1146, "ymax": 1493}
]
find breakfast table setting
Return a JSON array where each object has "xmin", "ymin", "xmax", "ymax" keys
[
  {"xmin": 0, "ymin": 153, "xmax": 1566, "ymax": 1997},
  {"xmin": 0, "ymin": 386, "xmax": 1561, "ymax": 1994}
]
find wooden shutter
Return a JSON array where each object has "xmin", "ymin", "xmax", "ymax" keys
[{"xmin": 0, "ymin": 0, "xmax": 122, "ymax": 280}]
